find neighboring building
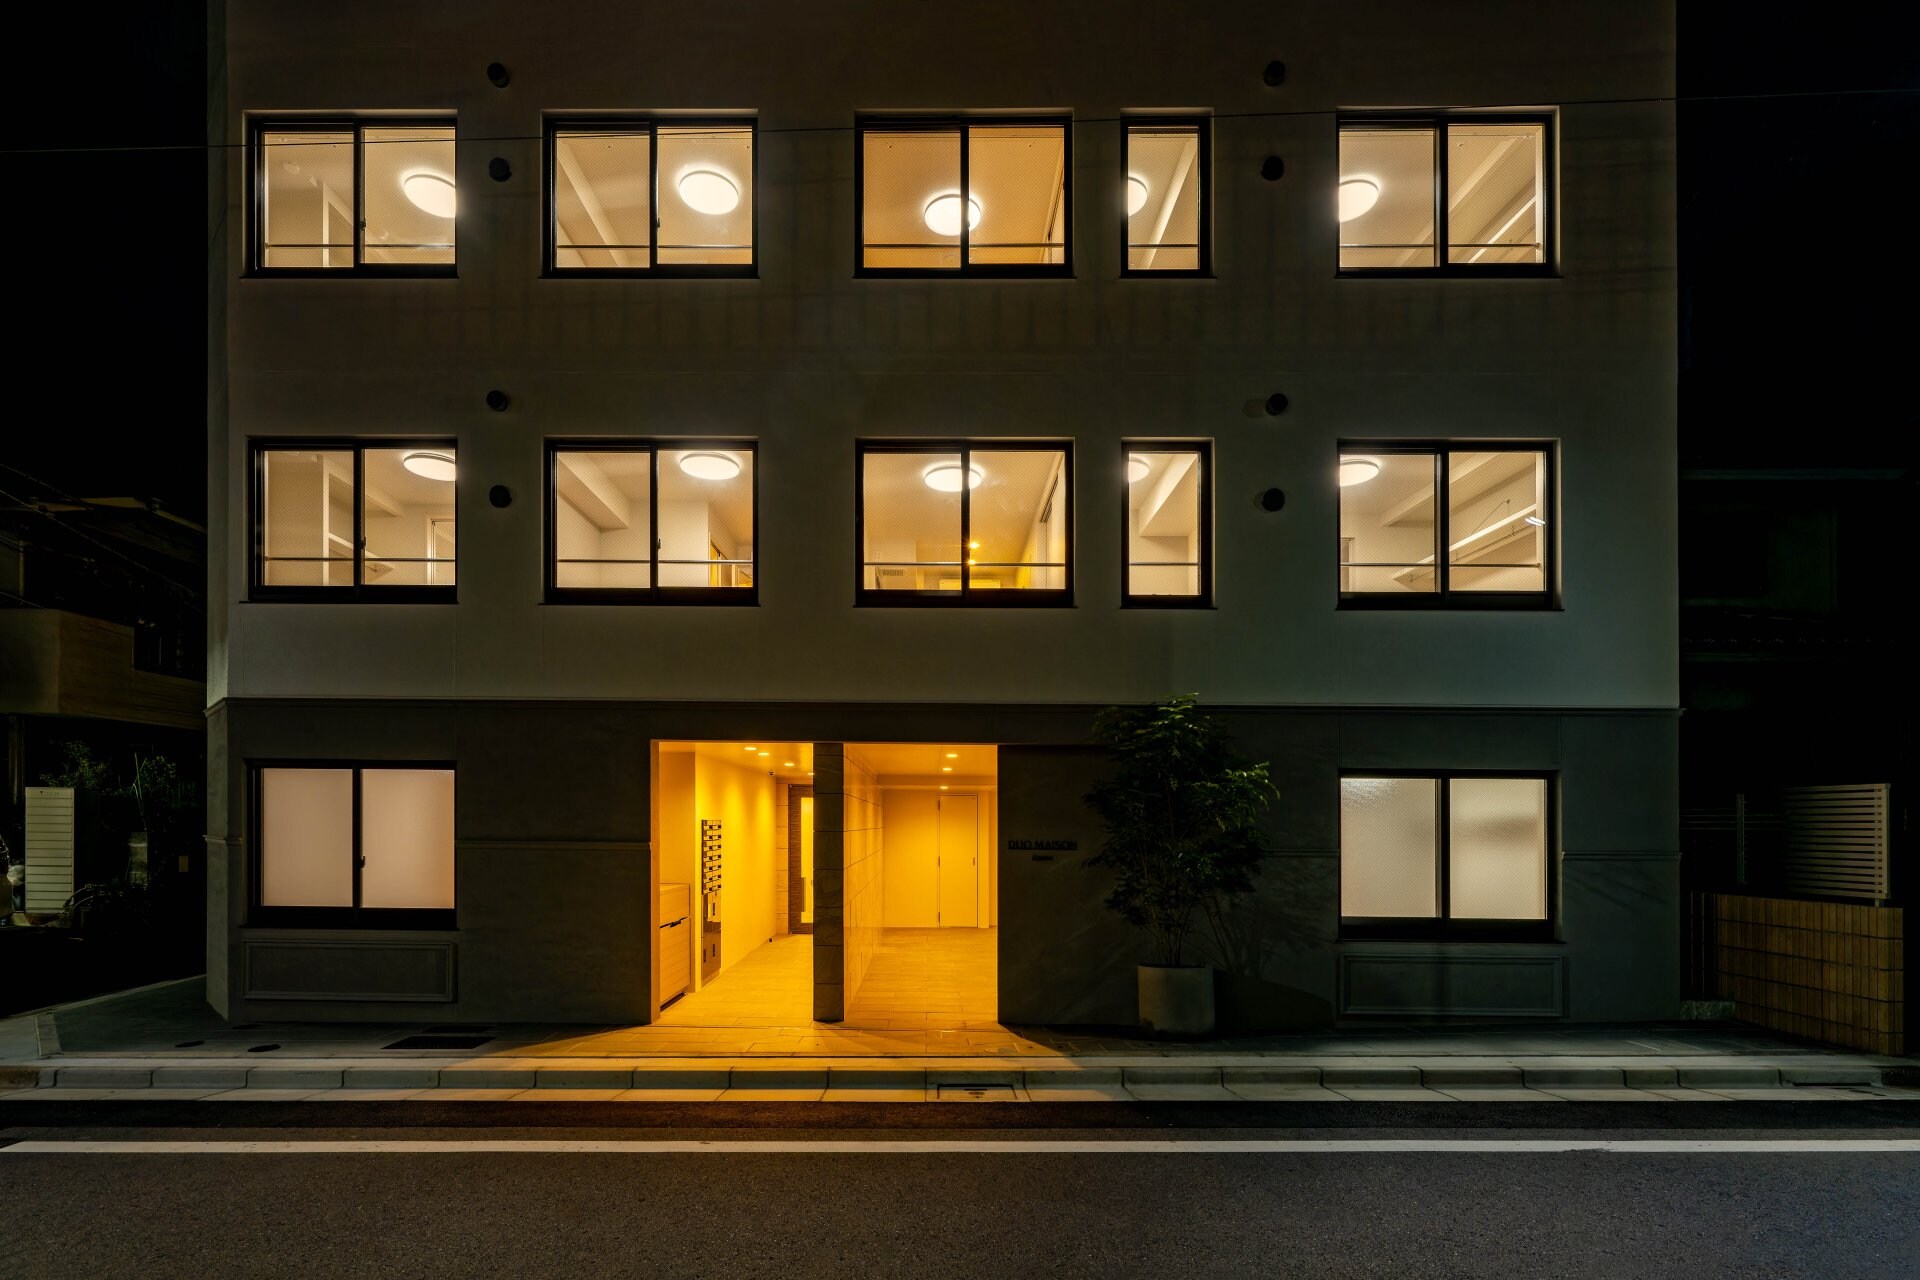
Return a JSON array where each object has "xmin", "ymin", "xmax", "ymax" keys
[
  {"xmin": 0, "ymin": 493, "xmax": 205, "ymax": 899},
  {"xmin": 205, "ymin": 1, "xmax": 1679, "ymax": 1028}
]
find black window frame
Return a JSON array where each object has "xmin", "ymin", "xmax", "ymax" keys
[
  {"xmin": 855, "ymin": 439, "xmax": 1074, "ymax": 608},
  {"xmin": 1339, "ymin": 769, "xmax": 1558, "ymax": 943},
  {"xmin": 1120, "ymin": 115, "xmax": 1211, "ymax": 278},
  {"xmin": 1337, "ymin": 439, "xmax": 1557, "ymax": 611},
  {"xmin": 855, "ymin": 114, "xmax": 1074, "ymax": 279},
  {"xmin": 1121, "ymin": 440, "xmax": 1213, "ymax": 608},
  {"xmin": 545, "ymin": 439, "xmax": 760, "ymax": 606},
  {"xmin": 542, "ymin": 114, "xmax": 759, "ymax": 279},
  {"xmin": 247, "ymin": 115, "xmax": 459, "ymax": 279},
  {"xmin": 248, "ymin": 438, "xmax": 460, "ymax": 604},
  {"xmin": 247, "ymin": 760, "xmax": 458, "ymax": 930},
  {"xmin": 1335, "ymin": 111, "xmax": 1555, "ymax": 279}
]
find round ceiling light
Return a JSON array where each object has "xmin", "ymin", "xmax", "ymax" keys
[
  {"xmin": 1337, "ymin": 455, "xmax": 1382, "ymax": 488},
  {"xmin": 401, "ymin": 172, "xmax": 457, "ymax": 218},
  {"xmin": 678, "ymin": 451, "xmax": 741, "ymax": 481},
  {"xmin": 1126, "ymin": 175, "xmax": 1149, "ymax": 217},
  {"xmin": 677, "ymin": 169, "xmax": 740, "ymax": 216},
  {"xmin": 1337, "ymin": 178, "xmax": 1380, "ymax": 222},
  {"xmin": 923, "ymin": 193, "xmax": 982, "ymax": 237},
  {"xmin": 1128, "ymin": 454, "xmax": 1151, "ymax": 483},
  {"xmin": 401, "ymin": 450, "xmax": 457, "ymax": 482},
  {"xmin": 923, "ymin": 462, "xmax": 983, "ymax": 492}
]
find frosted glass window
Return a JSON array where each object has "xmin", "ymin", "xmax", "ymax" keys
[
  {"xmin": 1126, "ymin": 447, "xmax": 1205, "ymax": 599},
  {"xmin": 259, "ymin": 769, "xmax": 353, "ymax": 907},
  {"xmin": 1449, "ymin": 778, "xmax": 1549, "ymax": 920},
  {"xmin": 360, "ymin": 769, "xmax": 456, "ymax": 910},
  {"xmin": 1340, "ymin": 777, "xmax": 1438, "ymax": 918}
]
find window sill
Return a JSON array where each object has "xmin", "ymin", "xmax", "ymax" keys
[
  {"xmin": 1335, "ymin": 267, "xmax": 1558, "ymax": 281},
  {"xmin": 543, "ymin": 589, "xmax": 758, "ymax": 607},
  {"xmin": 244, "ymin": 267, "xmax": 459, "ymax": 281},
  {"xmin": 1337, "ymin": 594, "xmax": 1559, "ymax": 612},
  {"xmin": 540, "ymin": 266, "xmax": 758, "ymax": 281},
  {"xmin": 854, "ymin": 592, "xmax": 1075, "ymax": 609},
  {"xmin": 247, "ymin": 589, "xmax": 458, "ymax": 605},
  {"xmin": 247, "ymin": 909, "xmax": 457, "ymax": 931},
  {"xmin": 1339, "ymin": 924, "xmax": 1558, "ymax": 945}
]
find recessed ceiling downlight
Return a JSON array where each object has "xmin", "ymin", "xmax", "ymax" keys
[
  {"xmin": 401, "ymin": 172, "xmax": 457, "ymax": 218},
  {"xmin": 677, "ymin": 169, "xmax": 740, "ymax": 216},
  {"xmin": 1337, "ymin": 178, "xmax": 1380, "ymax": 222},
  {"xmin": 923, "ymin": 462, "xmax": 983, "ymax": 492},
  {"xmin": 401, "ymin": 450, "xmax": 457, "ymax": 482},
  {"xmin": 924, "ymin": 193, "xmax": 982, "ymax": 237},
  {"xmin": 1128, "ymin": 454, "xmax": 1151, "ymax": 483},
  {"xmin": 1337, "ymin": 455, "xmax": 1382, "ymax": 487},
  {"xmin": 1126, "ymin": 175, "xmax": 1149, "ymax": 217},
  {"xmin": 678, "ymin": 452, "xmax": 741, "ymax": 481}
]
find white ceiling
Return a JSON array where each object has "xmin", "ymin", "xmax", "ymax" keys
[{"xmin": 862, "ymin": 450, "xmax": 1064, "ymax": 564}]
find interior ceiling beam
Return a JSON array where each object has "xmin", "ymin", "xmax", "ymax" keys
[{"xmin": 555, "ymin": 137, "xmax": 634, "ymax": 269}]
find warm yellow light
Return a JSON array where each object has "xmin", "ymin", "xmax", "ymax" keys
[
  {"xmin": 783, "ymin": 761, "xmax": 796, "ymax": 768},
  {"xmin": 1338, "ymin": 178, "xmax": 1381, "ymax": 222},
  {"xmin": 939, "ymin": 784, "xmax": 949, "ymax": 791},
  {"xmin": 942, "ymin": 766, "xmax": 953, "ymax": 772},
  {"xmin": 966, "ymin": 557, "xmax": 976, "ymax": 566},
  {"xmin": 945, "ymin": 752, "xmax": 958, "ymax": 759},
  {"xmin": 924, "ymin": 193, "xmax": 981, "ymax": 236},
  {"xmin": 742, "ymin": 745, "xmax": 758, "ymax": 752},
  {"xmin": 758, "ymin": 751, "xmax": 770, "ymax": 758},
  {"xmin": 967, "ymin": 540, "xmax": 980, "ymax": 550}
]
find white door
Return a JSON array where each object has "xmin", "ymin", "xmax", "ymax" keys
[{"xmin": 938, "ymin": 794, "xmax": 979, "ymax": 928}]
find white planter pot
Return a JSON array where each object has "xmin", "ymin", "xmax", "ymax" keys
[{"xmin": 1138, "ymin": 964, "xmax": 1215, "ymax": 1037}]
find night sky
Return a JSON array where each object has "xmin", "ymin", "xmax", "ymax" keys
[{"xmin": 2, "ymin": 2, "xmax": 1914, "ymax": 524}]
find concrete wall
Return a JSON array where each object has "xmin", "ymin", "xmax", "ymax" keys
[
  {"xmin": 208, "ymin": 699, "xmax": 1676, "ymax": 1027},
  {"xmin": 1001, "ymin": 709, "xmax": 1679, "ymax": 1030},
  {"xmin": 210, "ymin": 0, "xmax": 1677, "ymax": 715}
]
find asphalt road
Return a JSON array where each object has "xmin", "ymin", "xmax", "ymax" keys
[{"xmin": 6, "ymin": 1102, "xmax": 1919, "ymax": 1279}]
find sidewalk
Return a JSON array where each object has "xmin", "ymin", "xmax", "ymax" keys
[{"xmin": 3, "ymin": 978, "xmax": 1912, "ymax": 1104}]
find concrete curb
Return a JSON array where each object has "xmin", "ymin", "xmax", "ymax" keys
[{"xmin": 0, "ymin": 1056, "xmax": 1900, "ymax": 1096}]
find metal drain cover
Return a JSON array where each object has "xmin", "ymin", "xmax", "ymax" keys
[{"xmin": 936, "ymin": 1083, "xmax": 1017, "ymax": 1101}]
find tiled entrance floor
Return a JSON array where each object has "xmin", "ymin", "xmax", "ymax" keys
[{"xmin": 631, "ymin": 928, "xmax": 1005, "ymax": 1054}]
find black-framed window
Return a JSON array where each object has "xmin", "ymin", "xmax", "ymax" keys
[
  {"xmin": 251, "ymin": 440, "xmax": 458, "ymax": 602},
  {"xmin": 857, "ymin": 116, "xmax": 1071, "ymax": 276},
  {"xmin": 251, "ymin": 764, "xmax": 456, "ymax": 929},
  {"xmin": 1340, "ymin": 773, "xmax": 1555, "ymax": 941},
  {"xmin": 548, "ymin": 440, "xmax": 757, "ymax": 604},
  {"xmin": 1338, "ymin": 442, "xmax": 1553, "ymax": 609},
  {"xmin": 545, "ymin": 116, "xmax": 756, "ymax": 276},
  {"xmin": 1337, "ymin": 113, "xmax": 1552, "ymax": 275},
  {"xmin": 251, "ymin": 118, "xmax": 456, "ymax": 275},
  {"xmin": 1123, "ymin": 442, "xmax": 1211, "ymax": 606},
  {"xmin": 1123, "ymin": 117, "xmax": 1209, "ymax": 275},
  {"xmin": 857, "ymin": 441, "xmax": 1072, "ymax": 606}
]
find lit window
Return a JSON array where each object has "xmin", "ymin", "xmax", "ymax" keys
[
  {"xmin": 1341, "ymin": 774, "xmax": 1551, "ymax": 937},
  {"xmin": 1124, "ymin": 444, "xmax": 1210, "ymax": 604},
  {"xmin": 255, "ymin": 119, "xmax": 456, "ymax": 273},
  {"xmin": 548, "ymin": 118, "xmax": 755, "ymax": 273},
  {"xmin": 254, "ymin": 442, "xmax": 457, "ymax": 599},
  {"xmin": 1123, "ymin": 119, "xmax": 1208, "ymax": 274},
  {"xmin": 256, "ymin": 766, "xmax": 455, "ymax": 925},
  {"xmin": 858, "ymin": 442, "xmax": 1071, "ymax": 603},
  {"xmin": 1338, "ymin": 444, "xmax": 1551, "ymax": 605},
  {"xmin": 1337, "ymin": 115, "xmax": 1549, "ymax": 273},
  {"xmin": 859, "ymin": 118, "xmax": 1070, "ymax": 274},
  {"xmin": 548, "ymin": 442, "xmax": 756, "ymax": 602}
]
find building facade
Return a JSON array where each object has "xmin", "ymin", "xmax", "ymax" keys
[{"xmin": 206, "ymin": 1, "xmax": 1680, "ymax": 1029}]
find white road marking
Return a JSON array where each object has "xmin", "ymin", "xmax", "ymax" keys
[{"xmin": 5, "ymin": 1139, "xmax": 1920, "ymax": 1155}]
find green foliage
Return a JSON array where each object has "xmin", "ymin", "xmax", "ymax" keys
[
  {"xmin": 1083, "ymin": 695, "xmax": 1277, "ymax": 967},
  {"xmin": 40, "ymin": 742, "xmax": 118, "ymax": 795}
]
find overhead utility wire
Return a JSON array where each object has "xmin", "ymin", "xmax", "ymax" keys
[{"xmin": 1, "ymin": 84, "xmax": 1914, "ymax": 156}]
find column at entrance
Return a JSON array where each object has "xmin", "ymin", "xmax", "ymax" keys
[{"xmin": 810, "ymin": 743, "xmax": 884, "ymax": 1021}]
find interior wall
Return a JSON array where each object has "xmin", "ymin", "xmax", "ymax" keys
[
  {"xmin": 881, "ymin": 785, "xmax": 999, "ymax": 928},
  {"xmin": 881, "ymin": 790, "xmax": 941, "ymax": 927},
  {"xmin": 692, "ymin": 747, "xmax": 776, "ymax": 973},
  {"xmin": 657, "ymin": 748, "xmax": 696, "ymax": 987}
]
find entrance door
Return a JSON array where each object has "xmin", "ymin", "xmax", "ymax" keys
[{"xmin": 938, "ymin": 794, "xmax": 979, "ymax": 927}]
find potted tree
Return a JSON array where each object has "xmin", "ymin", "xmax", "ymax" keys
[{"xmin": 1084, "ymin": 695, "xmax": 1276, "ymax": 1036}]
